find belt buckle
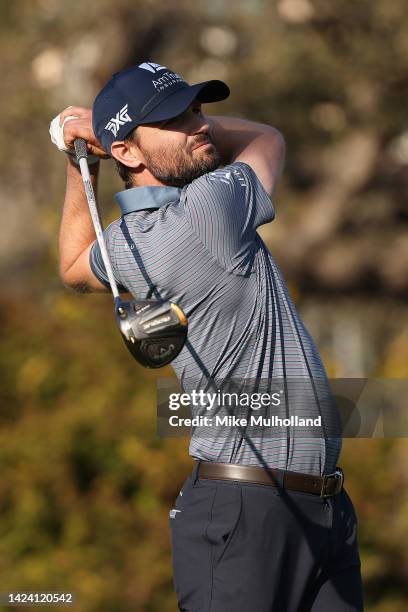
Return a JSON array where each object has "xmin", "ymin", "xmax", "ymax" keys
[{"xmin": 320, "ymin": 467, "xmax": 344, "ymax": 497}]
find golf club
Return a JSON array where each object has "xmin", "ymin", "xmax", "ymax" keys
[{"xmin": 73, "ymin": 137, "xmax": 188, "ymax": 368}]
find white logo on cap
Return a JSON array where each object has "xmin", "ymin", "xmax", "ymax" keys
[
  {"xmin": 138, "ymin": 62, "xmax": 167, "ymax": 73},
  {"xmin": 152, "ymin": 72, "xmax": 185, "ymax": 92},
  {"xmin": 104, "ymin": 103, "xmax": 132, "ymax": 137}
]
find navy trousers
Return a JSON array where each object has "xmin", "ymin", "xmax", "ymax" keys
[{"xmin": 169, "ymin": 462, "xmax": 364, "ymax": 611}]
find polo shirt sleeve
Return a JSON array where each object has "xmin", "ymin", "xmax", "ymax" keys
[
  {"xmin": 89, "ymin": 220, "xmax": 128, "ymax": 292},
  {"xmin": 183, "ymin": 161, "xmax": 275, "ymax": 274}
]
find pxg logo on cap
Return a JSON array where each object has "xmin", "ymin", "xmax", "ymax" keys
[
  {"xmin": 92, "ymin": 61, "xmax": 230, "ymax": 155},
  {"xmin": 104, "ymin": 104, "xmax": 132, "ymax": 137}
]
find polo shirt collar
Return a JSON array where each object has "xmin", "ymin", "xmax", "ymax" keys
[{"xmin": 115, "ymin": 185, "xmax": 182, "ymax": 215}]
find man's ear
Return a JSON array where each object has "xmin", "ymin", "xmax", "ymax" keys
[{"xmin": 110, "ymin": 139, "xmax": 145, "ymax": 170}]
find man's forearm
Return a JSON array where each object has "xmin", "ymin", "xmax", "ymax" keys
[
  {"xmin": 59, "ymin": 158, "xmax": 99, "ymax": 279},
  {"xmin": 208, "ymin": 115, "xmax": 283, "ymax": 166},
  {"xmin": 208, "ymin": 115, "xmax": 285, "ymax": 195}
]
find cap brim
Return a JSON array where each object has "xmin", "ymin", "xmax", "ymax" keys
[{"xmin": 139, "ymin": 80, "xmax": 230, "ymax": 125}]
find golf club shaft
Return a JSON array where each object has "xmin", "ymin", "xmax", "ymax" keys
[{"xmin": 74, "ymin": 138, "xmax": 120, "ymax": 300}]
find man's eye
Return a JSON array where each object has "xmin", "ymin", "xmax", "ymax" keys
[
  {"xmin": 162, "ymin": 115, "xmax": 180, "ymax": 127},
  {"xmin": 161, "ymin": 106, "xmax": 201, "ymax": 128}
]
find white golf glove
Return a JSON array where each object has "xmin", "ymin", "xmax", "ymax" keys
[{"xmin": 49, "ymin": 110, "xmax": 99, "ymax": 165}]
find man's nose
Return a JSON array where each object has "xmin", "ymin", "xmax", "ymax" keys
[{"xmin": 193, "ymin": 116, "xmax": 210, "ymax": 135}]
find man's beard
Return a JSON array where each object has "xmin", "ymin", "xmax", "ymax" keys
[{"xmin": 140, "ymin": 140, "xmax": 221, "ymax": 188}]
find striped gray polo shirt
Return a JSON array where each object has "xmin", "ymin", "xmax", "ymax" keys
[{"xmin": 90, "ymin": 162, "xmax": 342, "ymax": 476}]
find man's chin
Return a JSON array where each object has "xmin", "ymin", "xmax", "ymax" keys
[
  {"xmin": 194, "ymin": 142, "xmax": 218, "ymax": 160},
  {"xmin": 195, "ymin": 146, "xmax": 221, "ymax": 169}
]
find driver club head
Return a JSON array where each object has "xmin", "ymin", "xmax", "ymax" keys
[{"xmin": 114, "ymin": 299, "xmax": 188, "ymax": 368}]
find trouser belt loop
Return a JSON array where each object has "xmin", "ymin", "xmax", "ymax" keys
[
  {"xmin": 191, "ymin": 459, "xmax": 201, "ymax": 485},
  {"xmin": 268, "ymin": 466, "xmax": 284, "ymax": 494}
]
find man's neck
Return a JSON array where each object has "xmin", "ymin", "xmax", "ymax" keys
[{"xmin": 128, "ymin": 168, "xmax": 167, "ymax": 188}]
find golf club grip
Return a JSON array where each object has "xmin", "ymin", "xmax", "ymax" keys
[{"xmin": 74, "ymin": 138, "xmax": 88, "ymax": 162}]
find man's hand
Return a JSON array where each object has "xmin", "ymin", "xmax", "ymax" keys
[{"xmin": 50, "ymin": 106, "xmax": 110, "ymax": 162}]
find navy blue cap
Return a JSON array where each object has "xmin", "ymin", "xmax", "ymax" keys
[{"xmin": 92, "ymin": 61, "xmax": 230, "ymax": 155}]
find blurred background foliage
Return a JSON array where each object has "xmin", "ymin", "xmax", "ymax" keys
[{"xmin": 0, "ymin": 0, "xmax": 407, "ymax": 610}]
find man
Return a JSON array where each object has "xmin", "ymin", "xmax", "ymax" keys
[{"xmin": 51, "ymin": 62, "xmax": 363, "ymax": 611}]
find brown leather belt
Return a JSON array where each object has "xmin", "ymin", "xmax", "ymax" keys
[{"xmin": 197, "ymin": 461, "xmax": 344, "ymax": 497}]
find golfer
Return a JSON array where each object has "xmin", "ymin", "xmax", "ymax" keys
[{"xmin": 51, "ymin": 62, "xmax": 364, "ymax": 611}]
